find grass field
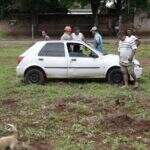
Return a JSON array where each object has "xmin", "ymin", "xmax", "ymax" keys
[{"xmin": 0, "ymin": 42, "xmax": 150, "ymax": 149}]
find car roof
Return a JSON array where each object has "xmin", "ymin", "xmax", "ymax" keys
[
  {"xmin": 20, "ymin": 40, "xmax": 86, "ymax": 57},
  {"xmin": 36, "ymin": 40, "xmax": 84, "ymax": 45}
]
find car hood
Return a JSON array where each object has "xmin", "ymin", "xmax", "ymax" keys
[
  {"xmin": 102, "ymin": 54, "xmax": 119, "ymax": 64},
  {"xmin": 102, "ymin": 54, "xmax": 140, "ymax": 65}
]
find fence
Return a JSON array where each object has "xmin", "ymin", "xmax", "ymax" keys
[{"xmin": 0, "ymin": 13, "xmax": 111, "ymax": 40}]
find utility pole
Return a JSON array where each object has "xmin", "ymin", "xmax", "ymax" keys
[
  {"xmin": 31, "ymin": 24, "xmax": 34, "ymax": 43},
  {"xmin": 115, "ymin": 0, "xmax": 124, "ymax": 32},
  {"xmin": 90, "ymin": 0, "xmax": 100, "ymax": 26}
]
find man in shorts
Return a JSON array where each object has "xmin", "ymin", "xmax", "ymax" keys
[{"xmin": 118, "ymin": 32, "xmax": 139, "ymax": 88}]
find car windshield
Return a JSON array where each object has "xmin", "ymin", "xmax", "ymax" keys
[{"xmin": 85, "ymin": 43, "xmax": 103, "ymax": 55}]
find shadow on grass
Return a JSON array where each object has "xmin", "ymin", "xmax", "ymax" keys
[{"xmin": 47, "ymin": 78, "xmax": 107, "ymax": 84}]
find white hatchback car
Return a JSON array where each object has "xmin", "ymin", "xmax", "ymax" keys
[{"xmin": 16, "ymin": 40, "xmax": 143, "ymax": 84}]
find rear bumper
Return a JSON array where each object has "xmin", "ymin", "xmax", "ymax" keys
[{"xmin": 16, "ymin": 66, "xmax": 24, "ymax": 78}]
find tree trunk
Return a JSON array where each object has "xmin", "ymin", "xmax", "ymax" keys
[
  {"xmin": 0, "ymin": 0, "xmax": 4, "ymax": 19},
  {"xmin": 115, "ymin": 0, "xmax": 123, "ymax": 32},
  {"xmin": 90, "ymin": 0, "xmax": 100, "ymax": 26},
  {"xmin": 118, "ymin": 15, "xmax": 123, "ymax": 32},
  {"xmin": 93, "ymin": 12, "xmax": 99, "ymax": 26}
]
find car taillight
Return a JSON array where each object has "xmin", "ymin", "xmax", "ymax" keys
[{"xmin": 17, "ymin": 56, "xmax": 24, "ymax": 64}]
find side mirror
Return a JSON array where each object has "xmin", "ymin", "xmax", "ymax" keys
[{"xmin": 90, "ymin": 53, "xmax": 98, "ymax": 58}]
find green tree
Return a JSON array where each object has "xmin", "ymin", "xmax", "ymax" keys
[
  {"xmin": 106, "ymin": 0, "xmax": 150, "ymax": 32},
  {"xmin": 12, "ymin": 0, "xmax": 68, "ymax": 13},
  {"xmin": 0, "ymin": 0, "xmax": 12, "ymax": 19},
  {"xmin": 0, "ymin": 0, "xmax": 150, "ymax": 27}
]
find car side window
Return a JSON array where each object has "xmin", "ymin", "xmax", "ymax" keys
[
  {"xmin": 38, "ymin": 43, "xmax": 65, "ymax": 57},
  {"xmin": 67, "ymin": 43, "xmax": 98, "ymax": 58}
]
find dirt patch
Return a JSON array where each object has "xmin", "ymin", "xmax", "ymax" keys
[
  {"xmin": 49, "ymin": 96, "xmax": 129, "ymax": 121},
  {"xmin": 2, "ymin": 98, "xmax": 18, "ymax": 110},
  {"xmin": 64, "ymin": 95, "xmax": 97, "ymax": 103},
  {"xmin": 30, "ymin": 142, "xmax": 52, "ymax": 150},
  {"xmin": 102, "ymin": 114, "xmax": 150, "ymax": 134},
  {"xmin": 49, "ymin": 96, "xmax": 150, "ymax": 136},
  {"xmin": 49, "ymin": 95, "xmax": 98, "ymax": 112},
  {"xmin": 54, "ymin": 100, "xmax": 66, "ymax": 112},
  {"xmin": 103, "ymin": 114, "xmax": 134, "ymax": 129},
  {"xmin": 133, "ymin": 120, "xmax": 150, "ymax": 133}
]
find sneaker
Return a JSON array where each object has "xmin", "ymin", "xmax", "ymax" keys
[{"xmin": 133, "ymin": 82, "xmax": 139, "ymax": 89}]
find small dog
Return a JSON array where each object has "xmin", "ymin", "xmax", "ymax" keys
[{"xmin": 0, "ymin": 124, "xmax": 18, "ymax": 150}]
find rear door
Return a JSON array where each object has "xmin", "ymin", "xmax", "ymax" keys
[{"xmin": 38, "ymin": 42, "xmax": 67, "ymax": 78}]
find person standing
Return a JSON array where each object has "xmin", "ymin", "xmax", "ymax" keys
[
  {"xmin": 90, "ymin": 26, "xmax": 104, "ymax": 53},
  {"xmin": 72, "ymin": 27, "xmax": 85, "ymax": 42},
  {"xmin": 126, "ymin": 28, "xmax": 141, "ymax": 47},
  {"xmin": 61, "ymin": 26, "xmax": 72, "ymax": 40},
  {"xmin": 117, "ymin": 32, "xmax": 139, "ymax": 88},
  {"xmin": 41, "ymin": 31, "xmax": 50, "ymax": 41}
]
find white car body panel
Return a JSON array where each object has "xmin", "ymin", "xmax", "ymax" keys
[
  {"xmin": 16, "ymin": 40, "xmax": 143, "ymax": 80},
  {"xmin": 68, "ymin": 57, "xmax": 101, "ymax": 78},
  {"xmin": 38, "ymin": 56, "xmax": 68, "ymax": 78}
]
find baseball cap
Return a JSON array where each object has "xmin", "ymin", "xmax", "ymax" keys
[{"xmin": 90, "ymin": 26, "xmax": 98, "ymax": 32}]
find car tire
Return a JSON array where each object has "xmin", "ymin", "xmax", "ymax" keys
[
  {"xmin": 25, "ymin": 69, "xmax": 45, "ymax": 84},
  {"xmin": 107, "ymin": 68, "xmax": 123, "ymax": 84}
]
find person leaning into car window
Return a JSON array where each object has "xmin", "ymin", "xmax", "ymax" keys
[
  {"xmin": 72, "ymin": 27, "xmax": 85, "ymax": 52},
  {"xmin": 118, "ymin": 31, "xmax": 139, "ymax": 89},
  {"xmin": 90, "ymin": 26, "xmax": 104, "ymax": 54},
  {"xmin": 72, "ymin": 27, "xmax": 85, "ymax": 42}
]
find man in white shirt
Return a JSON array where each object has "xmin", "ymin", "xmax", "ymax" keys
[
  {"xmin": 71, "ymin": 27, "xmax": 85, "ymax": 52},
  {"xmin": 72, "ymin": 27, "xmax": 85, "ymax": 42},
  {"xmin": 126, "ymin": 28, "xmax": 141, "ymax": 47},
  {"xmin": 118, "ymin": 32, "xmax": 139, "ymax": 88}
]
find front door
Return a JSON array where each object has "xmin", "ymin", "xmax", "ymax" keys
[{"xmin": 67, "ymin": 42, "xmax": 101, "ymax": 78}]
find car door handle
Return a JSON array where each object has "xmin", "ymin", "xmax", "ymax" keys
[
  {"xmin": 71, "ymin": 59, "xmax": 76, "ymax": 61},
  {"xmin": 38, "ymin": 58, "xmax": 44, "ymax": 61}
]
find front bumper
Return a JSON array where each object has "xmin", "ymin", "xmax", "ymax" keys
[{"xmin": 134, "ymin": 65, "xmax": 143, "ymax": 79}]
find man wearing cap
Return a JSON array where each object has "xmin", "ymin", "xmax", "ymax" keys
[
  {"xmin": 61, "ymin": 26, "xmax": 72, "ymax": 40},
  {"xmin": 90, "ymin": 26, "xmax": 104, "ymax": 53}
]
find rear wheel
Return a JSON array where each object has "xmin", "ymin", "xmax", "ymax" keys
[
  {"xmin": 107, "ymin": 68, "xmax": 123, "ymax": 84},
  {"xmin": 25, "ymin": 69, "xmax": 45, "ymax": 84}
]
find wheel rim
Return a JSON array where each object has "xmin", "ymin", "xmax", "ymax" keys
[
  {"xmin": 28, "ymin": 73, "xmax": 40, "ymax": 83},
  {"xmin": 111, "ymin": 72, "xmax": 122, "ymax": 83}
]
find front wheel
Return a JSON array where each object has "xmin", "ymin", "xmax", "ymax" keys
[
  {"xmin": 25, "ymin": 69, "xmax": 45, "ymax": 84},
  {"xmin": 107, "ymin": 68, "xmax": 123, "ymax": 84}
]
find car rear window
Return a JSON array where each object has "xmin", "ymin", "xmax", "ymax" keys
[{"xmin": 38, "ymin": 43, "xmax": 65, "ymax": 57}]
